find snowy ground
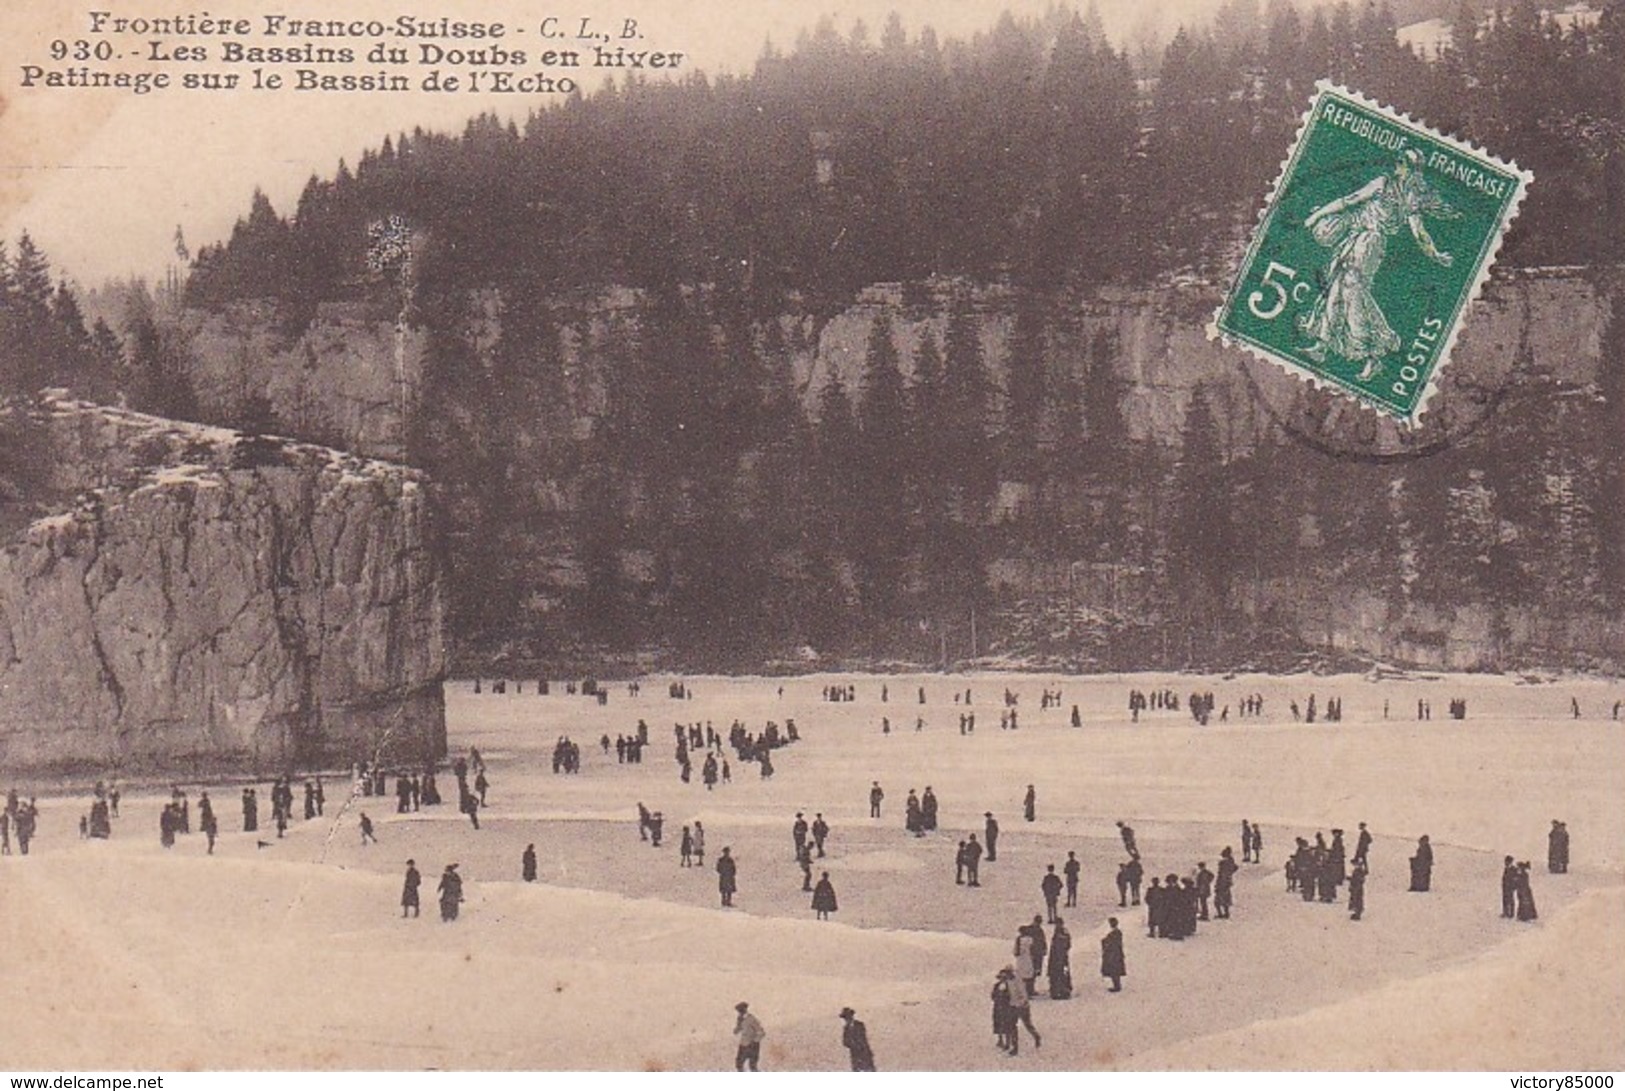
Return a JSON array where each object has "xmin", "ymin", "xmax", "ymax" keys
[{"xmin": 3, "ymin": 671, "xmax": 1622, "ymax": 1071}]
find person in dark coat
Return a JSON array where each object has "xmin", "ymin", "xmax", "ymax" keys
[
  {"xmin": 1195, "ymin": 862, "xmax": 1214, "ymax": 920},
  {"xmin": 1063, "ymin": 851, "xmax": 1081, "ymax": 908},
  {"xmin": 1354, "ymin": 822, "xmax": 1372, "ymax": 866},
  {"xmin": 242, "ymin": 788, "xmax": 257, "ymax": 833},
  {"xmin": 991, "ymin": 969, "xmax": 1016, "ymax": 1054},
  {"xmin": 1100, "ymin": 917, "xmax": 1126, "ymax": 992},
  {"xmin": 522, "ymin": 843, "xmax": 538, "ymax": 882},
  {"xmin": 1347, "ymin": 859, "xmax": 1367, "ymax": 920},
  {"xmin": 717, "ymin": 847, "xmax": 738, "ymax": 907},
  {"xmin": 437, "ymin": 864, "xmax": 462, "ymax": 922},
  {"xmin": 1501, "ymin": 855, "xmax": 1519, "ymax": 918},
  {"xmin": 812, "ymin": 813, "xmax": 830, "ymax": 857},
  {"xmin": 812, "ymin": 872, "xmax": 838, "ymax": 920},
  {"xmin": 840, "ymin": 1007, "xmax": 875, "ymax": 1071},
  {"xmin": 1514, "ymin": 861, "xmax": 1538, "ymax": 921},
  {"xmin": 1022, "ymin": 915, "xmax": 1048, "ymax": 980},
  {"xmin": 1548, "ymin": 820, "xmax": 1569, "ymax": 874},
  {"xmin": 1145, "ymin": 877, "xmax": 1163, "ymax": 937},
  {"xmin": 1241, "ymin": 819, "xmax": 1254, "ymax": 863},
  {"xmin": 1408, "ymin": 835, "xmax": 1433, "ymax": 892},
  {"xmin": 964, "ymin": 834, "xmax": 983, "ymax": 886},
  {"xmin": 1250, "ymin": 823, "xmax": 1263, "ymax": 866},
  {"xmin": 1041, "ymin": 865, "xmax": 1064, "ymax": 923},
  {"xmin": 869, "ymin": 782, "xmax": 883, "ymax": 818},
  {"xmin": 1024, "ymin": 785, "xmax": 1036, "ymax": 823},
  {"xmin": 200, "ymin": 805, "xmax": 218, "ymax": 854},
  {"xmin": 984, "ymin": 812, "xmax": 999, "ymax": 862},
  {"xmin": 921, "ymin": 787, "xmax": 938, "ymax": 832},
  {"xmin": 401, "ymin": 859, "xmax": 421, "ymax": 917},
  {"xmin": 1214, "ymin": 848, "xmax": 1238, "ymax": 919},
  {"xmin": 1116, "ymin": 861, "xmax": 1132, "ymax": 907},
  {"xmin": 1047, "ymin": 919, "xmax": 1073, "ymax": 1000},
  {"xmin": 792, "ymin": 812, "xmax": 809, "ymax": 860}
]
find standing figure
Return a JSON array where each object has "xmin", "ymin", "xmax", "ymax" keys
[
  {"xmin": 1063, "ymin": 851, "xmax": 1081, "ymax": 908},
  {"xmin": 1195, "ymin": 862, "xmax": 1215, "ymax": 920},
  {"xmin": 401, "ymin": 859, "xmax": 421, "ymax": 917},
  {"xmin": 1501, "ymin": 855, "xmax": 1519, "ymax": 918},
  {"xmin": 1348, "ymin": 859, "xmax": 1368, "ymax": 921},
  {"xmin": 1514, "ymin": 861, "xmax": 1538, "ymax": 921},
  {"xmin": 1249, "ymin": 823, "xmax": 1263, "ymax": 866},
  {"xmin": 200, "ymin": 805, "xmax": 218, "ymax": 855},
  {"xmin": 984, "ymin": 812, "xmax": 1000, "ymax": 862},
  {"xmin": 1214, "ymin": 848, "xmax": 1238, "ymax": 919},
  {"xmin": 840, "ymin": 1007, "xmax": 875, "ymax": 1071},
  {"xmin": 359, "ymin": 812, "xmax": 376, "ymax": 845},
  {"xmin": 680, "ymin": 825, "xmax": 694, "ymax": 868},
  {"xmin": 717, "ymin": 846, "xmax": 738, "ymax": 907},
  {"xmin": 812, "ymin": 871, "xmax": 838, "ymax": 921},
  {"xmin": 921, "ymin": 787, "xmax": 938, "ymax": 832},
  {"xmin": 522, "ymin": 843, "xmax": 538, "ymax": 882},
  {"xmin": 991, "ymin": 969, "xmax": 1016, "ymax": 1055},
  {"xmin": 964, "ymin": 834, "xmax": 983, "ymax": 887},
  {"xmin": 1124, "ymin": 855, "xmax": 1143, "ymax": 906},
  {"xmin": 1354, "ymin": 822, "xmax": 1372, "ymax": 867},
  {"xmin": 869, "ymin": 782, "xmax": 884, "ymax": 818},
  {"xmin": 437, "ymin": 864, "xmax": 463, "ymax": 922},
  {"xmin": 792, "ymin": 812, "xmax": 809, "ymax": 860},
  {"xmin": 1548, "ymin": 820, "xmax": 1569, "ymax": 874},
  {"xmin": 1408, "ymin": 834, "xmax": 1433, "ymax": 892},
  {"xmin": 1047, "ymin": 919, "xmax": 1073, "ymax": 1000},
  {"xmin": 811, "ymin": 813, "xmax": 829, "ymax": 858},
  {"xmin": 1023, "ymin": 785, "xmax": 1036, "ymax": 823},
  {"xmin": 1100, "ymin": 917, "xmax": 1126, "ymax": 992},
  {"xmin": 1041, "ymin": 865, "xmax": 1063, "ymax": 923},
  {"xmin": 693, "ymin": 821, "xmax": 706, "ymax": 865},
  {"xmin": 733, "ymin": 1002, "xmax": 765, "ymax": 1071}
]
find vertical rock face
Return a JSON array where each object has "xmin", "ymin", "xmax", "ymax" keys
[{"xmin": 0, "ymin": 397, "xmax": 445, "ymax": 773}]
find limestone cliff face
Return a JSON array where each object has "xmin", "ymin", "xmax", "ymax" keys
[
  {"xmin": 0, "ymin": 397, "xmax": 445, "ymax": 773},
  {"xmin": 186, "ymin": 270, "xmax": 1614, "ymax": 462}
]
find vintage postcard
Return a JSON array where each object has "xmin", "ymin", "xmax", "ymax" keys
[{"xmin": 1, "ymin": 0, "xmax": 1621, "ymax": 1078}]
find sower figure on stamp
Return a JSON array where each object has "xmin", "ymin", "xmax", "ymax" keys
[{"xmin": 1299, "ymin": 148, "xmax": 1459, "ymax": 380}]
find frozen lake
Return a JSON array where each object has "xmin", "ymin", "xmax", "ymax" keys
[{"xmin": 3, "ymin": 670, "xmax": 1621, "ymax": 1070}]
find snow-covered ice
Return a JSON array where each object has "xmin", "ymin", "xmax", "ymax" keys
[{"xmin": 2, "ymin": 670, "xmax": 1620, "ymax": 1070}]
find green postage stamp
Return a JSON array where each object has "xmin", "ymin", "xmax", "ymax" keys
[{"xmin": 1211, "ymin": 81, "xmax": 1531, "ymax": 423}]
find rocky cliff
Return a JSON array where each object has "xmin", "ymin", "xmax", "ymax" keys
[
  {"xmin": 0, "ymin": 396, "xmax": 445, "ymax": 773},
  {"xmin": 183, "ymin": 269, "xmax": 1616, "ymax": 462}
]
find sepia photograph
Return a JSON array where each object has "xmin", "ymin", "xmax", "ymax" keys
[{"xmin": 1, "ymin": 0, "xmax": 1622, "ymax": 1074}]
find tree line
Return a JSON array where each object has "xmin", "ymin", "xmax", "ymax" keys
[{"xmin": 5, "ymin": 1, "xmax": 1622, "ymax": 667}]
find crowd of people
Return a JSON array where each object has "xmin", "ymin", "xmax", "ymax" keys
[{"xmin": 3, "ymin": 673, "xmax": 1606, "ymax": 1072}]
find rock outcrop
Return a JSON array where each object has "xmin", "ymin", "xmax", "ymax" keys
[{"xmin": 0, "ymin": 396, "xmax": 445, "ymax": 773}]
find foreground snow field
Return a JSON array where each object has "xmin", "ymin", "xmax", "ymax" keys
[{"xmin": 3, "ymin": 671, "xmax": 1621, "ymax": 1070}]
